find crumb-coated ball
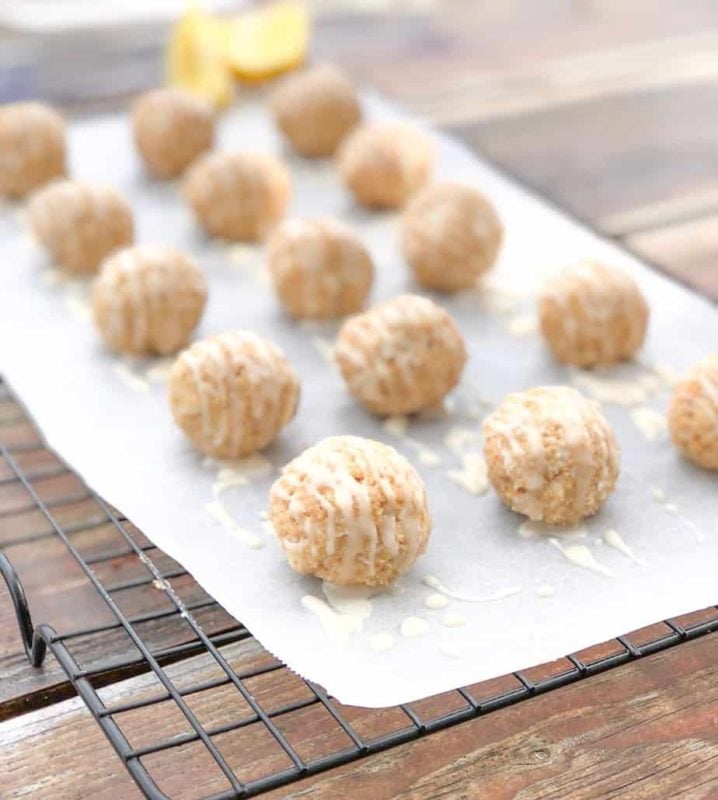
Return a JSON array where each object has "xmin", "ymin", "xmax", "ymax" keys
[
  {"xmin": 483, "ymin": 385, "xmax": 620, "ymax": 525},
  {"xmin": 0, "ymin": 102, "xmax": 65, "ymax": 199},
  {"xmin": 337, "ymin": 122, "xmax": 433, "ymax": 209},
  {"xmin": 268, "ymin": 218, "xmax": 373, "ymax": 319},
  {"xmin": 270, "ymin": 435, "xmax": 431, "ymax": 586},
  {"xmin": 169, "ymin": 331, "xmax": 300, "ymax": 458},
  {"xmin": 401, "ymin": 182, "xmax": 503, "ymax": 292},
  {"xmin": 539, "ymin": 261, "xmax": 649, "ymax": 367},
  {"xmin": 132, "ymin": 88, "xmax": 214, "ymax": 178},
  {"xmin": 92, "ymin": 245, "xmax": 207, "ymax": 356},
  {"xmin": 271, "ymin": 64, "xmax": 361, "ymax": 158},
  {"xmin": 335, "ymin": 294, "xmax": 467, "ymax": 416},
  {"xmin": 184, "ymin": 151, "xmax": 290, "ymax": 241},
  {"xmin": 668, "ymin": 354, "xmax": 718, "ymax": 470},
  {"xmin": 28, "ymin": 180, "xmax": 133, "ymax": 273}
]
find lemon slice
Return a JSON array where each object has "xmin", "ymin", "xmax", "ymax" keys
[
  {"xmin": 166, "ymin": 7, "xmax": 234, "ymax": 108},
  {"xmin": 225, "ymin": 1, "xmax": 310, "ymax": 82}
]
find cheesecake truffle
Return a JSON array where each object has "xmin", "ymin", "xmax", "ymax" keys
[
  {"xmin": 271, "ymin": 64, "xmax": 361, "ymax": 158},
  {"xmin": 169, "ymin": 331, "xmax": 300, "ymax": 458},
  {"xmin": 132, "ymin": 87, "xmax": 214, "ymax": 178},
  {"xmin": 483, "ymin": 386, "xmax": 620, "ymax": 525},
  {"xmin": 268, "ymin": 218, "xmax": 373, "ymax": 319},
  {"xmin": 401, "ymin": 182, "xmax": 503, "ymax": 291},
  {"xmin": 184, "ymin": 151, "xmax": 290, "ymax": 241},
  {"xmin": 270, "ymin": 435, "xmax": 431, "ymax": 586},
  {"xmin": 668, "ymin": 354, "xmax": 718, "ymax": 470},
  {"xmin": 28, "ymin": 180, "xmax": 133, "ymax": 273},
  {"xmin": 337, "ymin": 122, "xmax": 433, "ymax": 209},
  {"xmin": 0, "ymin": 102, "xmax": 65, "ymax": 199},
  {"xmin": 539, "ymin": 261, "xmax": 649, "ymax": 367},
  {"xmin": 335, "ymin": 294, "xmax": 466, "ymax": 415},
  {"xmin": 92, "ymin": 245, "xmax": 207, "ymax": 355}
]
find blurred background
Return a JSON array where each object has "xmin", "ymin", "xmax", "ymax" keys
[{"xmin": 3, "ymin": 0, "xmax": 718, "ymax": 296}]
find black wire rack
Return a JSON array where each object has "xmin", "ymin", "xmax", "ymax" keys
[{"xmin": 2, "ymin": 373, "xmax": 718, "ymax": 800}]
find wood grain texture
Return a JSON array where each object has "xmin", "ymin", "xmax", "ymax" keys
[
  {"xmin": 261, "ymin": 636, "xmax": 718, "ymax": 800},
  {"xmin": 4, "ymin": 635, "xmax": 718, "ymax": 800}
]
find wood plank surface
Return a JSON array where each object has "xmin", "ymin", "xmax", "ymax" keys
[
  {"xmin": 4, "ymin": 634, "xmax": 718, "ymax": 800},
  {"xmin": 4, "ymin": 1, "xmax": 718, "ymax": 798}
]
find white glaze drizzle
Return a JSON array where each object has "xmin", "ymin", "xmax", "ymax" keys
[
  {"xmin": 204, "ymin": 500, "xmax": 264, "ymax": 550},
  {"xmin": 312, "ymin": 336, "xmax": 335, "ymax": 364},
  {"xmin": 400, "ymin": 616, "xmax": 430, "ymax": 638},
  {"xmin": 381, "ymin": 415, "xmax": 442, "ymax": 466},
  {"xmin": 536, "ymin": 584, "xmax": 555, "ymax": 598},
  {"xmin": 548, "ymin": 538, "xmax": 614, "ymax": 577},
  {"xmin": 506, "ymin": 314, "xmax": 538, "ymax": 338},
  {"xmin": 112, "ymin": 361, "xmax": 150, "ymax": 393},
  {"xmin": 441, "ymin": 612, "xmax": 466, "ymax": 628},
  {"xmin": 603, "ymin": 528, "xmax": 646, "ymax": 566},
  {"xmin": 321, "ymin": 582, "xmax": 374, "ymax": 619},
  {"xmin": 630, "ymin": 407, "xmax": 668, "ymax": 442},
  {"xmin": 422, "ymin": 574, "xmax": 520, "ymax": 603},
  {"xmin": 518, "ymin": 521, "xmax": 587, "ymax": 539},
  {"xmin": 301, "ymin": 595, "xmax": 363, "ymax": 640},
  {"xmin": 447, "ymin": 453, "xmax": 488, "ymax": 495},
  {"xmin": 424, "ymin": 592, "xmax": 450, "ymax": 610}
]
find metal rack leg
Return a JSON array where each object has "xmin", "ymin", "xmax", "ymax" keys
[{"xmin": 0, "ymin": 552, "xmax": 47, "ymax": 667}]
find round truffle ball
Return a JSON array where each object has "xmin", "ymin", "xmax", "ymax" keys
[
  {"xmin": 668, "ymin": 354, "xmax": 718, "ymax": 470},
  {"xmin": 92, "ymin": 245, "xmax": 207, "ymax": 356},
  {"xmin": 132, "ymin": 87, "xmax": 214, "ymax": 179},
  {"xmin": 401, "ymin": 182, "xmax": 503, "ymax": 291},
  {"xmin": 334, "ymin": 294, "xmax": 467, "ymax": 416},
  {"xmin": 268, "ymin": 218, "xmax": 373, "ymax": 319},
  {"xmin": 337, "ymin": 122, "xmax": 433, "ymax": 209},
  {"xmin": 270, "ymin": 435, "xmax": 431, "ymax": 586},
  {"xmin": 0, "ymin": 102, "xmax": 66, "ymax": 199},
  {"xmin": 271, "ymin": 64, "xmax": 361, "ymax": 158},
  {"xmin": 539, "ymin": 261, "xmax": 649, "ymax": 367},
  {"xmin": 483, "ymin": 385, "xmax": 620, "ymax": 525},
  {"xmin": 184, "ymin": 151, "xmax": 291, "ymax": 241},
  {"xmin": 28, "ymin": 180, "xmax": 134, "ymax": 273},
  {"xmin": 169, "ymin": 331, "xmax": 300, "ymax": 459}
]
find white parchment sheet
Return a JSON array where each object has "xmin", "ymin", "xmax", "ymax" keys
[{"xmin": 1, "ymin": 95, "xmax": 716, "ymax": 708}]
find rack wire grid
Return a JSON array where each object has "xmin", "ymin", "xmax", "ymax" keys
[{"xmin": 3, "ymin": 374, "xmax": 718, "ymax": 799}]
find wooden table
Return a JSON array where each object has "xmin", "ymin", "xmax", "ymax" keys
[{"xmin": 3, "ymin": 2, "xmax": 718, "ymax": 797}]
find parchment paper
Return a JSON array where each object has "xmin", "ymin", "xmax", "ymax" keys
[{"xmin": 1, "ymin": 94, "xmax": 716, "ymax": 708}]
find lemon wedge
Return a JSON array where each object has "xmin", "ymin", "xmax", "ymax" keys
[
  {"xmin": 166, "ymin": 7, "xmax": 234, "ymax": 108},
  {"xmin": 225, "ymin": 1, "xmax": 310, "ymax": 82}
]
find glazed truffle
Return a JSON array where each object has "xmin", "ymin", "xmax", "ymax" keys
[
  {"xmin": 0, "ymin": 102, "xmax": 65, "ymax": 199},
  {"xmin": 539, "ymin": 261, "xmax": 649, "ymax": 367},
  {"xmin": 668, "ymin": 354, "xmax": 718, "ymax": 470},
  {"xmin": 28, "ymin": 180, "xmax": 133, "ymax": 273},
  {"xmin": 184, "ymin": 151, "xmax": 291, "ymax": 241},
  {"xmin": 483, "ymin": 385, "xmax": 620, "ymax": 525},
  {"xmin": 401, "ymin": 182, "xmax": 503, "ymax": 291},
  {"xmin": 270, "ymin": 435, "xmax": 431, "ymax": 586},
  {"xmin": 169, "ymin": 331, "xmax": 300, "ymax": 458},
  {"xmin": 337, "ymin": 122, "xmax": 433, "ymax": 209},
  {"xmin": 132, "ymin": 87, "xmax": 214, "ymax": 178},
  {"xmin": 334, "ymin": 294, "xmax": 467, "ymax": 416},
  {"xmin": 271, "ymin": 64, "xmax": 361, "ymax": 158},
  {"xmin": 268, "ymin": 218, "xmax": 373, "ymax": 319},
  {"xmin": 92, "ymin": 245, "xmax": 207, "ymax": 356}
]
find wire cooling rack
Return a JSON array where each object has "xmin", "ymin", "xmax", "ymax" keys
[{"xmin": 2, "ymin": 376, "xmax": 718, "ymax": 800}]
